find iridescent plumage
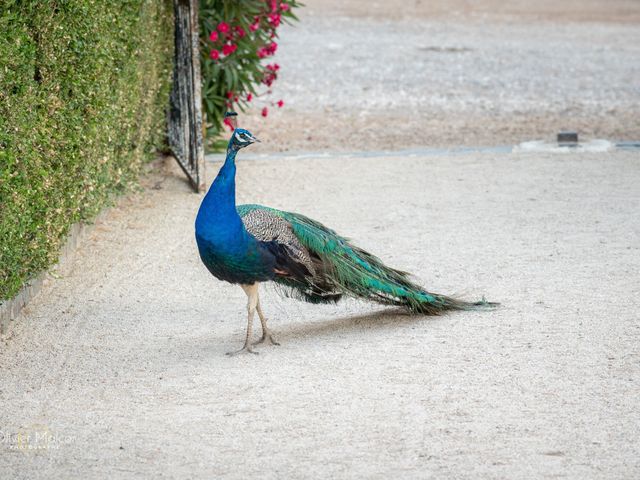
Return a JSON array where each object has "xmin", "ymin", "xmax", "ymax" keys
[{"xmin": 195, "ymin": 129, "xmax": 497, "ymax": 355}]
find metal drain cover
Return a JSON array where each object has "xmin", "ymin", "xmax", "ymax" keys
[{"xmin": 558, "ymin": 131, "xmax": 579, "ymax": 146}]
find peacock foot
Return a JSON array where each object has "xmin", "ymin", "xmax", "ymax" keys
[
  {"xmin": 226, "ymin": 345, "xmax": 259, "ymax": 356},
  {"xmin": 252, "ymin": 331, "xmax": 280, "ymax": 347}
]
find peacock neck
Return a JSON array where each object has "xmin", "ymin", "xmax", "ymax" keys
[
  {"xmin": 196, "ymin": 146, "xmax": 244, "ymax": 238},
  {"xmin": 206, "ymin": 147, "xmax": 238, "ymax": 208}
]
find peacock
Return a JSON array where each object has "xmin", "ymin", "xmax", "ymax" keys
[{"xmin": 195, "ymin": 128, "xmax": 497, "ymax": 355}]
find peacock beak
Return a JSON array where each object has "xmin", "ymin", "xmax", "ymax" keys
[{"xmin": 251, "ymin": 135, "xmax": 261, "ymax": 143}]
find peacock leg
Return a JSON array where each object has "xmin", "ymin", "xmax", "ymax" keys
[
  {"xmin": 253, "ymin": 292, "xmax": 280, "ymax": 346},
  {"xmin": 227, "ymin": 284, "xmax": 260, "ymax": 356}
]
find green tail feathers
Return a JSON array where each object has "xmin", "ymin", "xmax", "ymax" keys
[
  {"xmin": 238, "ymin": 205, "xmax": 498, "ymax": 315},
  {"xmin": 321, "ymin": 242, "xmax": 498, "ymax": 316}
]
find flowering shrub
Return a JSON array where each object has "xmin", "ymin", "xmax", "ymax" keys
[{"xmin": 199, "ymin": 0, "xmax": 301, "ymax": 142}]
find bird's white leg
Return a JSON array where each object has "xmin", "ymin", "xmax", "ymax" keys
[
  {"xmin": 253, "ymin": 292, "xmax": 280, "ymax": 346},
  {"xmin": 227, "ymin": 283, "xmax": 260, "ymax": 356}
]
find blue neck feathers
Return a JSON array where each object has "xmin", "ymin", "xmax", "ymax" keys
[{"xmin": 195, "ymin": 145, "xmax": 245, "ymax": 244}]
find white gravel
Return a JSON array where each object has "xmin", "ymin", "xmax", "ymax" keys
[
  {"xmin": 1, "ymin": 149, "xmax": 639, "ymax": 478},
  {"xmin": 242, "ymin": 2, "xmax": 640, "ymax": 151},
  {"xmin": 279, "ymin": 19, "xmax": 639, "ymax": 115}
]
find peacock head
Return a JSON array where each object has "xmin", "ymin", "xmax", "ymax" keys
[{"xmin": 228, "ymin": 128, "xmax": 260, "ymax": 152}]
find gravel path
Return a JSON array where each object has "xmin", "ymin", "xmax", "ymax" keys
[
  {"xmin": 1, "ymin": 149, "xmax": 639, "ymax": 478},
  {"xmin": 242, "ymin": 0, "xmax": 640, "ymax": 151}
]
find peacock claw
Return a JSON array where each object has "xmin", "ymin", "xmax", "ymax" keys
[
  {"xmin": 226, "ymin": 345, "xmax": 259, "ymax": 356},
  {"xmin": 253, "ymin": 332, "xmax": 280, "ymax": 346}
]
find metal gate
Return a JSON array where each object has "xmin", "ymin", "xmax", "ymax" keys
[{"xmin": 168, "ymin": 0, "xmax": 205, "ymax": 192}]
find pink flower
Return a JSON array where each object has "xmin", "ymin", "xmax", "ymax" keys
[
  {"xmin": 217, "ymin": 22, "xmax": 230, "ymax": 33},
  {"xmin": 269, "ymin": 13, "xmax": 281, "ymax": 27},
  {"xmin": 235, "ymin": 26, "xmax": 246, "ymax": 38},
  {"xmin": 281, "ymin": 2, "xmax": 289, "ymax": 11},
  {"xmin": 246, "ymin": 93, "xmax": 253, "ymax": 102},
  {"xmin": 250, "ymin": 22, "xmax": 260, "ymax": 32},
  {"xmin": 261, "ymin": 107, "xmax": 269, "ymax": 117},
  {"xmin": 209, "ymin": 31, "xmax": 219, "ymax": 42},
  {"xmin": 226, "ymin": 91, "xmax": 234, "ymax": 99},
  {"xmin": 270, "ymin": 0, "xmax": 278, "ymax": 13},
  {"xmin": 257, "ymin": 42, "xmax": 277, "ymax": 59},
  {"xmin": 277, "ymin": 99, "xmax": 284, "ymax": 108},
  {"xmin": 222, "ymin": 43, "xmax": 237, "ymax": 56},
  {"xmin": 262, "ymin": 66, "xmax": 278, "ymax": 86},
  {"xmin": 223, "ymin": 118, "xmax": 235, "ymax": 131},
  {"xmin": 209, "ymin": 49, "xmax": 220, "ymax": 60}
]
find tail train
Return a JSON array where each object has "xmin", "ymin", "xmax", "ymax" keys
[{"xmin": 263, "ymin": 207, "xmax": 499, "ymax": 314}]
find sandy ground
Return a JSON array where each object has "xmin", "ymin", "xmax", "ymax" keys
[
  {"xmin": 239, "ymin": 0, "xmax": 640, "ymax": 152},
  {"xmin": 1, "ymin": 148, "xmax": 639, "ymax": 478}
]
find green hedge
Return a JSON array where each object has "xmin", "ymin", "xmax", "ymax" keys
[{"xmin": 0, "ymin": 1, "xmax": 174, "ymax": 301}]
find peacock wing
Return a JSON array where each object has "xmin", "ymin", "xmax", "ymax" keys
[
  {"xmin": 237, "ymin": 204, "xmax": 344, "ymax": 303},
  {"xmin": 239, "ymin": 203, "xmax": 411, "ymax": 281},
  {"xmin": 238, "ymin": 205, "xmax": 317, "ymax": 277}
]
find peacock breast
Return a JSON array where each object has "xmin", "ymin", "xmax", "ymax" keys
[{"xmin": 195, "ymin": 233, "xmax": 274, "ymax": 284}]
